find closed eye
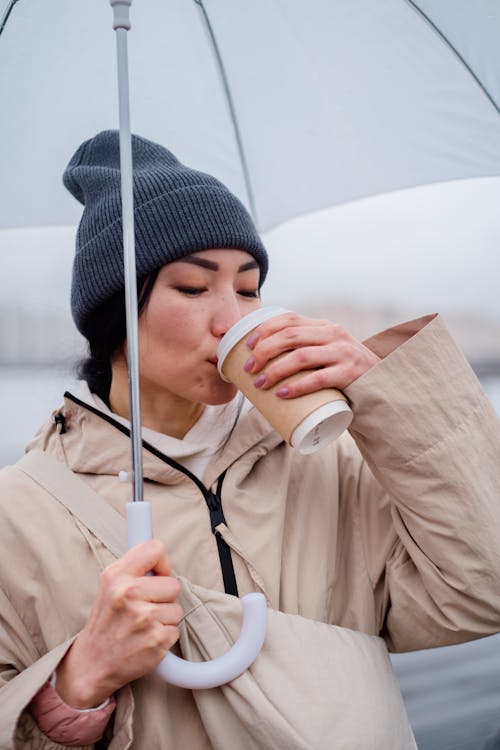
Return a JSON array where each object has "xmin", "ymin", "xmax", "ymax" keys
[
  {"xmin": 176, "ymin": 286, "xmax": 206, "ymax": 296},
  {"xmin": 238, "ymin": 289, "xmax": 259, "ymax": 298}
]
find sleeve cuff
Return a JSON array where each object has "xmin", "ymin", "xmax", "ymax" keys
[
  {"xmin": 48, "ymin": 670, "xmax": 112, "ymax": 712},
  {"xmin": 29, "ymin": 674, "xmax": 116, "ymax": 746},
  {"xmin": 345, "ymin": 312, "xmax": 491, "ymax": 468}
]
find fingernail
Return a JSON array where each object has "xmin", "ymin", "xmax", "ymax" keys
[
  {"xmin": 244, "ymin": 356, "xmax": 255, "ymax": 372},
  {"xmin": 254, "ymin": 375, "xmax": 266, "ymax": 388},
  {"xmin": 247, "ymin": 333, "xmax": 259, "ymax": 349},
  {"xmin": 276, "ymin": 386, "xmax": 290, "ymax": 397}
]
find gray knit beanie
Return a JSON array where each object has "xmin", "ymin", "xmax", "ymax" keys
[{"xmin": 63, "ymin": 130, "xmax": 268, "ymax": 333}]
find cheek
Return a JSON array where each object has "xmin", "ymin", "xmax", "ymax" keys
[{"xmin": 138, "ymin": 302, "xmax": 202, "ymax": 363}]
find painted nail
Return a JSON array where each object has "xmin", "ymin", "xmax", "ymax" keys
[
  {"xmin": 247, "ymin": 333, "xmax": 259, "ymax": 349},
  {"xmin": 254, "ymin": 375, "xmax": 266, "ymax": 388},
  {"xmin": 244, "ymin": 356, "xmax": 255, "ymax": 372},
  {"xmin": 276, "ymin": 386, "xmax": 290, "ymax": 397}
]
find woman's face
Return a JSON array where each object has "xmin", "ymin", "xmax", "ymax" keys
[{"xmin": 136, "ymin": 248, "xmax": 262, "ymax": 408}]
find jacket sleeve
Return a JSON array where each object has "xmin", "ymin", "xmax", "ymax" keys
[
  {"xmin": 0, "ymin": 587, "xmax": 134, "ymax": 750},
  {"xmin": 343, "ymin": 313, "xmax": 500, "ymax": 652},
  {"xmin": 0, "ymin": 585, "xmax": 81, "ymax": 750}
]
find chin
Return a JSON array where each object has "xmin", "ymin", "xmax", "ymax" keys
[{"xmin": 203, "ymin": 382, "xmax": 239, "ymax": 406}]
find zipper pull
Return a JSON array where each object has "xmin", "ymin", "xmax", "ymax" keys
[
  {"xmin": 206, "ymin": 490, "xmax": 226, "ymax": 533},
  {"xmin": 54, "ymin": 412, "xmax": 67, "ymax": 434}
]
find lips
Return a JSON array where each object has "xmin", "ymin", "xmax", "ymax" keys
[{"xmin": 208, "ymin": 356, "xmax": 218, "ymax": 366}]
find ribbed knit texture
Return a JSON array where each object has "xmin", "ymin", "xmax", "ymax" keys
[{"xmin": 63, "ymin": 130, "xmax": 268, "ymax": 333}]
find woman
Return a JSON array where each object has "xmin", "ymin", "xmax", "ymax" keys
[{"xmin": 1, "ymin": 130, "xmax": 499, "ymax": 748}]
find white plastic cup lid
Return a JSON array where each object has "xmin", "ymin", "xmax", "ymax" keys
[
  {"xmin": 217, "ymin": 306, "xmax": 289, "ymax": 379},
  {"xmin": 291, "ymin": 400, "xmax": 353, "ymax": 454}
]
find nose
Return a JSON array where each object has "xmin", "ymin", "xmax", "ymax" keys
[{"xmin": 211, "ymin": 292, "xmax": 243, "ymax": 338}]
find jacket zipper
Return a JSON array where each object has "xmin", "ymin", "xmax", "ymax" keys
[
  {"xmin": 205, "ymin": 472, "xmax": 238, "ymax": 596},
  {"xmin": 64, "ymin": 391, "xmax": 239, "ymax": 596}
]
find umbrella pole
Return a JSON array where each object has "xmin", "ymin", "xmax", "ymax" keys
[
  {"xmin": 107, "ymin": 0, "xmax": 267, "ymax": 688},
  {"xmin": 110, "ymin": 0, "xmax": 143, "ymax": 504}
]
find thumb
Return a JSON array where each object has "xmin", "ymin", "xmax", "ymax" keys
[{"xmin": 115, "ymin": 539, "xmax": 172, "ymax": 577}]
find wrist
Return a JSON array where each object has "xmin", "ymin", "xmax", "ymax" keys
[{"xmin": 56, "ymin": 646, "xmax": 113, "ymax": 709}]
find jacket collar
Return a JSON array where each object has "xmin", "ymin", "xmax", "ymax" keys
[{"xmin": 28, "ymin": 391, "xmax": 280, "ymax": 489}]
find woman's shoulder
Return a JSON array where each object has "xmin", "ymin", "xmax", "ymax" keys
[
  {"xmin": 0, "ymin": 456, "xmax": 52, "ymax": 524},
  {"xmin": 0, "ymin": 450, "xmax": 77, "ymax": 533},
  {"xmin": 0, "ymin": 458, "xmax": 39, "ymax": 499}
]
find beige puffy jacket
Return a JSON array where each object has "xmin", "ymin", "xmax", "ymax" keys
[{"xmin": 1, "ymin": 314, "xmax": 499, "ymax": 748}]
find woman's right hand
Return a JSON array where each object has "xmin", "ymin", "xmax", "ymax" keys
[{"xmin": 55, "ymin": 539, "xmax": 183, "ymax": 708}]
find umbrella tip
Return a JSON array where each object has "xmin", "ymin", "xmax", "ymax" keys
[{"xmin": 110, "ymin": 0, "xmax": 132, "ymax": 31}]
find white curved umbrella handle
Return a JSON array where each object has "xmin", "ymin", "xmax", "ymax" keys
[{"xmin": 126, "ymin": 501, "xmax": 267, "ymax": 689}]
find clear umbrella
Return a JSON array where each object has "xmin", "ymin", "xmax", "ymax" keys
[{"xmin": 1, "ymin": 0, "xmax": 499, "ymax": 233}]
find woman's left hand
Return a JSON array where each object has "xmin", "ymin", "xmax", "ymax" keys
[{"xmin": 243, "ymin": 312, "xmax": 380, "ymax": 398}]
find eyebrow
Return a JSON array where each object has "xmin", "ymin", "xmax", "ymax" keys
[{"xmin": 178, "ymin": 257, "xmax": 259, "ymax": 273}]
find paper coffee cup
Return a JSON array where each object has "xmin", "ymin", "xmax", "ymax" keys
[{"xmin": 217, "ymin": 307, "xmax": 353, "ymax": 454}]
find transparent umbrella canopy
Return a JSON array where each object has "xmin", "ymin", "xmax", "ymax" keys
[{"xmin": 0, "ymin": 0, "xmax": 499, "ymax": 233}]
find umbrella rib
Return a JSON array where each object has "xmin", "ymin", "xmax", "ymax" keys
[
  {"xmin": 405, "ymin": 0, "xmax": 500, "ymax": 117},
  {"xmin": 193, "ymin": 0, "xmax": 258, "ymax": 224},
  {"xmin": 0, "ymin": 0, "xmax": 20, "ymax": 38}
]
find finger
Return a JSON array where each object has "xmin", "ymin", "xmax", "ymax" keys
[
  {"xmin": 160, "ymin": 624, "xmax": 181, "ymax": 652},
  {"xmin": 253, "ymin": 347, "xmax": 333, "ymax": 390},
  {"xmin": 133, "ymin": 575, "xmax": 181, "ymax": 604},
  {"xmin": 272, "ymin": 341, "xmax": 380, "ymax": 395},
  {"xmin": 251, "ymin": 333, "xmax": 379, "ymax": 390},
  {"xmin": 247, "ymin": 322, "xmax": 337, "ymax": 372},
  {"xmin": 252, "ymin": 344, "xmax": 339, "ymax": 388},
  {"xmin": 246, "ymin": 312, "xmax": 311, "ymax": 352},
  {"xmin": 106, "ymin": 539, "xmax": 171, "ymax": 578},
  {"xmin": 141, "ymin": 622, "xmax": 181, "ymax": 657},
  {"xmin": 154, "ymin": 601, "xmax": 185, "ymax": 626},
  {"xmin": 150, "ymin": 544, "xmax": 173, "ymax": 577},
  {"xmin": 272, "ymin": 365, "xmax": 351, "ymax": 398}
]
